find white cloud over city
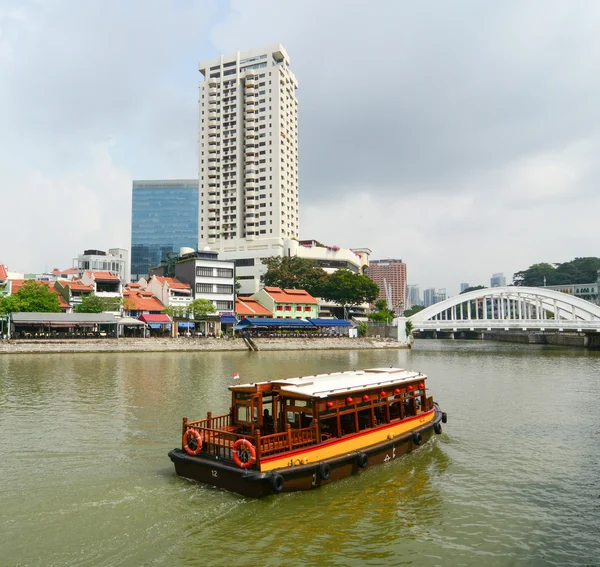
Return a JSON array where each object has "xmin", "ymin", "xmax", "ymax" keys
[{"xmin": 1, "ymin": 0, "xmax": 599, "ymax": 294}]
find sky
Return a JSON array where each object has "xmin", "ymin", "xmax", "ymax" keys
[{"xmin": 1, "ymin": 0, "xmax": 599, "ymax": 296}]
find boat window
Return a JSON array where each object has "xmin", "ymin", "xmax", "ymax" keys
[
  {"xmin": 237, "ymin": 405, "xmax": 251, "ymax": 422},
  {"xmin": 319, "ymin": 417, "xmax": 337, "ymax": 439},
  {"xmin": 357, "ymin": 408, "xmax": 372, "ymax": 430},
  {"xmin": 340, "ymin": 412, "xmax": 356, "ymax": 435},
  {"xmin": 235, "ymin": 392, "xmax": 252, "ymax": 401}
]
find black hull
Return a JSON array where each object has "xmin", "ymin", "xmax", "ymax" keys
[{"xmin": 169, "ymin": 404, "xmax": 446, "ymax": 498}]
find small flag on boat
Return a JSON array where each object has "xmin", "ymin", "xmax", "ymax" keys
[{"xmin": 233, "ymin": 373, "xmax": 240, "ymax": 380}]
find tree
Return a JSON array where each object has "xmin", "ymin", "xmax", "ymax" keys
[
  {"xmin": 262, "ymin": 256, "xmax": 329, "ymax": 297},
  {"xmin": 513, "ymin": 258, "xmax": 600, "ymax": 287},
  {"xmin": 0, "ymin": 281, "xmax": 60, "ymax": 313},
  {"xmin": 369, "ymin": 299, "xmax": 395, "ymax": 324},
  {"xmin": 460, "ymin": 285, "xmax": 487, "ymax": 294},
  {"xmin": 513, "ymin": 263, "xmax": 558, "ymax": 286},
  {"xmin": 74, "ymin": 294, "xmax": 120, "ymax": 313},
  {"xmin": 321, "ymin": 270, "xmax": 379, "ymax": 316},
  {"xmin": 403, "ymin": 305, "xmax": 426, "ymax": 317},
  {"xmin": 188, "ymin": 298, "xmax": 216, "ymax": 320}
]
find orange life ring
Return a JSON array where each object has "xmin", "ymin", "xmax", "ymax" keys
[
  {"xmin": 232, "ymin": 438, "xmax": 256, "ymax": 469},
  {"xmin": 183, "ymin": 428, "xmax": 203, "ymax": 456}
]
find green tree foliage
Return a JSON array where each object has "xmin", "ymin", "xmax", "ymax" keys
[
  {"xmin": 460, "ymin": 285, "xmax": 487, "ymax": 294},
  {"xmin": 262, "ymin": 256, "xmax": 329, "ymax": 297},
  {"xmin": 357, "ymin": 322, "xmax": 368, "ymax": 337},
  {"xmin": 188, "ymin": 298, "xmax": 216, "ymax": 319},
  {"xmin": 321, "ymin": 270, "xmax": 379, "ymax": 310},
  {"xmin": 513, "ymin": 258, "xmax": 600, "ymax": 286},
  {"xmin": 0, "ymin": 281, "xmax": 61, "ymax": 313},
  {"xmin": 74, "ymin": 294, "xmax": 120, "ymax": 313},
  {"xmin": 403, "ymin": 305, "xmax": 426, "ymax": 317},
  {"xmin": 369, "ymin": 299, "xmax": 395, "ymax": 323}
]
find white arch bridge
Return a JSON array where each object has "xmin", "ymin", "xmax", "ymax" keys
[{"xmin": 409, "ymin": 286, "xmax": 600, "ymax": 335}]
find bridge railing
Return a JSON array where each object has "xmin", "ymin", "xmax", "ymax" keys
[{"xmin": 414, "ymin": 319, "xmax": 600, "ymax": 332}]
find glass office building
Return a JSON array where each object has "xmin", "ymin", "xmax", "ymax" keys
[{"xmin": 131, "ymin": 180, "xmax": 199, "ymax": 281}]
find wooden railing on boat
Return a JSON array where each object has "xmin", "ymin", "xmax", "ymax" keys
[
  {"xmin": 258, "ymin": 424, "xmax": 317, "ymax": 457},
  {"xmin": 186, "ymin": 412, "xmax": 231, "ymax": 431},
  {"xmin": 182, "ymin": 415, "xmax": 318, "ymax": 466}
]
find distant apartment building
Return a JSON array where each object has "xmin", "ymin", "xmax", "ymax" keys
[
  {"xmin": 131, "ymin": 179, "xmax": 199, "ymax": 281},
  {"xmin": 423, "ymin": 288, "xmax": 446, "ymax": 307},
  {"xmin": 366, "ymin": 259, "xmax": 407, "ymax": 311},
  {"xmin": 434, "ymin": 289, "xmax": 447, "ymax": 304},
  {"xmin": 460, "ymin": 282, "xmax": 470, "ymax": 293},
  {"xmin": 197, "ymin": 44, "xmax": 299, "ymax": 293},
  {"xmin": 74, "ymin": 249, "xmax": 129, "ymax": 283},
  {"xmin": 490, "ymin": 273, "xmax": 506, "ymax": 287},
  {"xmin": 407, "ymin": 284, "xmax": 421, "ymax": 308},
  {"xmin": 423, "ymin": 288, "xmax": 436, "ymax": 307}
]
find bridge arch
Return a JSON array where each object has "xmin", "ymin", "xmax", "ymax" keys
[{"xmin": 409, "ymin": 286, "xmax": 600, "ymax": 328}]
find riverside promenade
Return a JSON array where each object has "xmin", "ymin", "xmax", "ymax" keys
[{"xmin": 0, "ymin": 336, "xmax": 407, "ymax": 355}]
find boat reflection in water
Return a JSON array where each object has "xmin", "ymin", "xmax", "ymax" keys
[{"xmin": 169, "ymin": 367, "xmax": 448, "ymax": 497}]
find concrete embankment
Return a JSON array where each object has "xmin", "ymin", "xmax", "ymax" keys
[{"xmin": 0, "ymin": 337, "xmax": 408, "ymax": 355}]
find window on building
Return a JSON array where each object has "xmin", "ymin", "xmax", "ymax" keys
[
  {"xmin": 216, "ymin": 284, "xmax": 234, "ymax": 294},
  {"xmin": 217, "ymin": 268, "xmax": 234, "ymax": 278},
  {"xmin": 196, "ymin": 283, "xmax": 213, "ymax": 294},
  {"xmin": 196, "ymin": 267, "xmax": 214, "ymax": 277}
]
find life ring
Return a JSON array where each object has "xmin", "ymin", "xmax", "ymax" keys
[
  {"xmin": 433, "ymin": 422, "xmax": 443, "ymax": 435},
  {"xmin": 318, "ymin": 462, "xmax": 331, "ymax": 481},
  {"xmin": 270, "ymin": 473, "xmax": 284, "ymax": 493},
  {"xmin": 183, "ymin": 428, "xmax": 203, "ymax": 456},
  {"xmin": 442, "ymin": 412, "xmax": 448, "ymax": 424},
  {"xmin": 356, "ymin": 452, "xmax": 368, "ymax": 469},
  {"xmin": 412, "ymin": 432, "xmax": 423, "ymax": 446},
  {"xmin": 232, "ymin": 438, "xmax": 256, "ymax": 469}
]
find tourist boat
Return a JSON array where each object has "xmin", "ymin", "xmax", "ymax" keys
[{"xmin": 168, "ymin": 367, "xmax": 447, "ymax": 497}]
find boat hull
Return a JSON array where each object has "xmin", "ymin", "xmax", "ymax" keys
[{"xmin": 169, "ymin": 405, "xmax": 445, "ymax": 498}]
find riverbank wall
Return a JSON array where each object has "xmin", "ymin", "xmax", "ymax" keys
[{"xmin": 0, "ymin": 337, "xmax": 409, "ymax": 355}]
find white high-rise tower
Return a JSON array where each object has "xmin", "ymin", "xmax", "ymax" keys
[{"xmin": 198, "ymin": 45, "xmax": 299, "ymax": 292}]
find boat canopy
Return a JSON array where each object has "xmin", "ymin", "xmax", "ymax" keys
[{"xmin": 229, "ymin": 368, "xmax": 426, "ymax": 398}]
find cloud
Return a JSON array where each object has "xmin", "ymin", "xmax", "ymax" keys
[{"xmin": 2, "ymin": 0, "xmax": 600, "ymax": 294}]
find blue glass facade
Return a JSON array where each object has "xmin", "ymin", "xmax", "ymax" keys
[{"xmin": 131, "ymin": 180, "xmax": 198, "ymax": 280}]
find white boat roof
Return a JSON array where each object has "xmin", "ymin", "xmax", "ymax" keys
[{"xmin": 231, "ymin": 367, "xmax": 426, "ymax": 398}]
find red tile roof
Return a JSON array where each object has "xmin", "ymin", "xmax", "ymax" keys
[
  {"xmin": 123, "ymin": 290, "xmax": 165, "ymax": 312},
  {"xmin": 126, "ymin": 283, "xmax": 141, "ymax": 288},
  {"xmin": 66, "ymin": 282, "xmax": 94, "ymax": 291},
  {"xmin": 85, "ymin": 271, "xmax": 120, "ymax": 281},
  {"xmin": 262, "ymin": 286, "xmax": 318, "ymax": 305},
  {"xmin": 152, "ymin": 276, "xmax": 191, "ymax": 290},
  {"xmin": 0, "ymin": 265, "xmax": 7, "ymax": 280},
  {"xmin": 10, "ymin": 280, "xmax": 70, "ymax": 309},
  {"xmin": 236, "ymin": 297, "xmax": 272, "ymax": 317},
  {"xmin": 51, "ymin": 267, "xmax": 79, "ymax": 275}
]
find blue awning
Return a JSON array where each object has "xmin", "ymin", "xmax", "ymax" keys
[
  {"xmin": 220, "ymin": 316, "xmax": 237, "ymax": 324},
  {"xmin": 148, "ymin": 323, "xmax": 162, "ymax": 329},
  {"xmin": 234, "ymin": 317, "xmax": 313, "ymax": 328},
  {"xmin": 309, "ymin": 319, "xmax": 352, "ymax": 327},
  {"xmin": 178, "ymin": 322, "xmax": 195, "ymax": 328}
]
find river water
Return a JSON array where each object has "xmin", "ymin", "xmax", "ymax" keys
[{"xmin": 1, "ymin": 341, "xmax": 599, "ymax": 567}]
